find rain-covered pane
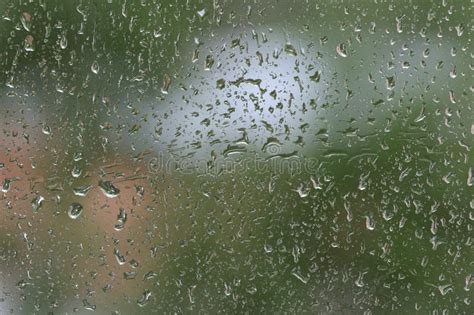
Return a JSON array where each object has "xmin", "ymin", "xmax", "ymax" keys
[{"xmin": 0, "ymin": 0, "xmax": 472, "ymax": 314}]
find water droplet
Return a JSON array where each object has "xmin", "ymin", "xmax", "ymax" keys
[
  {"xmin": 68, "ymin": 203, "xmax": 83, "ymax": 219},
  {"xmin": 144, "ymin": 271, "xmax": 157, "ymax": 280},
  {"xmin": 455, "ymin": 24, "xmax": 464, "ymax": 36},
  {"xmin": 467, "ymin": 167, "xmax": 473, "ymax": 187},
  {"xmin": 336, "ymin": 43, "xmax": 347, "ymax": 57},
  {"xmin": 216, "ymin": 79, "xmax": 225, "ymax": 90},
  {"xmin": 365, "ymin": 215, "xmax": 375, "ymax": 230},
  {"xmin": 32, "ymin": 196, "xmax": 44, "ymax": 213},
  {"xmin": 114, "ymin": 248, "xmax": 126, "ymax": 265},
  {"xmin": 71, "ymin": 165, "xmax": 82, "ymax": 178},
  {"xmin": 124, "ymin": 271, "xmax": 137, "ymax": 280},
  {"xmin": 246, "ymin": 286, "xmax": 257, "ymax": 295},
  {"xmin": 449, "ymin": 66, "xmax": 457, "ymax": 79},
  {"xmin": 358, "ymin": 173, "xmax": 369, "ymax": 190},
  {"xmin": 284, "ymin": 43, "xmax": 297, "ymax": 56},
  {"xmin": 309, "ymin": 71, "xmax": 320, "ymax": 82},
  {"xmin": 91, "ymin": 61, "xmax": 99, "ymax": 74},
  {"xmin": 437, "ymin": 284, "xmax": 453, "ymax": 296},
  {"xmin": 2, "ymin": 178, "xmax": 12, "ymax": 193},
  {"xmin": 197, "ymin": 9, "xmax": 206, "ymax": 17},
  {"xmin": 60, "ymin": 33, "xmax": 68, "ymax": 49},
  {"xmin": 448, "ymin": 90, "xmax": 456, "ymax": 104},
  {"xmin": 293, "ymin": 183, "xmax": 310, "ymax": 198},
  {"xmin": 98, "ymin": 180, "xmax": 120, "ymax": 198},
  {"xmin": 386, "ymin": 76, "xmax": 395, "ymax": 90},
  {"xmin": 161, "ymin": 74, "xmax": 171, "ymax": 94},
  {"xmin": 291, "ymin": 268, "xmax": 310, "ymax": 284},
  {"xmin": 82, "ymin": 299, "xmax": 96, "ymax": 311},
  {"xmin": 355, "ymin": 271, "xmax": 367, "ymax": 287},
  {"xmin": 73, "ymin": 152, "xmax": 83, "ymax": 162},
  {"xmin": 42, "ymin": 124, "xmax": 52, "ymax": 135},
  {"xmin": 137, "ymin": 290, "xmax": 152, "ymax": 307},
  {"xmin": 204, "ymin": 55, "xmax": 214, "ymax": 70},
  {"xmin": 24, "ymin": 35, "xmax": 34, "ymax": 52},
  {"xmin": 114, "ymin": 208, "xmax": 127, "ymax": 231},
  {"xmin": 73, "ymin": 185, "xmax": 93, "ymax": 197},
  {"xmin": 20, "ymin": 12, "xmax": 32, "ymax": 32}
]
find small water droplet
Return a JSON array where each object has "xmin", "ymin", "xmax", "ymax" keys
[
  {"xmin": 114, "ymin": 248, "xmax": 126, "ymax": 265},
  {"xmin": 68, "ymin": 203, "xmax": 83, "ymax": 219},
  {"xmin": 20, "ymin": 12, "xmax": 32, "ymax": 32},
  {"xmin": 386, "ymin": 76, "xmax": 395, "ymax": 90},
  {"xmin": 449, "ymin": 66, "xmax": 457, "ymax": 79},
  {"xmin": 32, "ymin": 196, "xmax": 44, "ymax": 213},
  {"xmin": 137, "ymin": 290, "xmax": 152, "ymax": 307},
  {"xmin": 124, "ymin": 271, "xmax": 137, "ymax": 280},
  {"xmin": 2, "ymin": 178, "xmax": 12, "ymax": 193},
  {"xmin": 448, "ymin": 90, "xmax": 456, "ymax": 104},
  {"xmin": 365, "ymin": 215, "xmax": 375, "ymax": 230},
  {"xmin": 336, "ymin": 43, "xmax": 347, "ymax": 57},
  {"xmin": 91, "ymin": 61, "xmax": 99, "ymax": 74},
  {"xmin": 310, "ymin": 71, "xmax": 320, "ymax": 82},
  {"xmin": 82, "ymin": 299, "xmax": 96, "ymax": 311},
  {"xmin": 284, "ymin": 43, "xmax": 297, "ymax": 56},
  {"xmin": 197, "ymin": 9, "xmax": 206, "ymax": 17},
  {"xmin": 73, "ymin": 185, "xmax": 93, "ymax": 197},
  {"xmin": 42, "ymin": 124, "xmax": 52, "ymax": 135},
  {"xmin": 24, "ymin": 35, "xmax": 34, "ymax": 52},
  {"xmin": 71, "ymin": 165, "xmax": 82, "ymax": 178},
  {"xmin": 60, "ymin": 33, "xmax": 68, "ymax": 49},
  {"xmin": 455, "ymin": 24, "xmax": 464, "ymax": 36},
  {"xmin": 73, "ymin": 152, "xmax": 83, "ymax": 162},
  {"xmin": 114, "ymin": 208, "xmax": 127, "ymax": 231},
  {"xmin": 205, "ymin": 55, "xmax": 214, "ymax": 71},
  {"xmin": 216, "ymin": 79, "xmax": 225, "ymax": 90},
  {"xmin": 98, "ymin": 180, "xmax": 120, "ymax": 198},
  {"xmin": 161, "ymin": 74, "xmax": 171, "ymax": 94}
]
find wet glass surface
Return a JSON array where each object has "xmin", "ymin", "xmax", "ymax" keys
[{"xmin": 0, "ymin": 1, "xmax": 472, "ymax": 314}]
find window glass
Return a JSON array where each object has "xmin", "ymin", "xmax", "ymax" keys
[{"xmin": 0, "ymin": 1, "xmax": 472, "ymax": 313}]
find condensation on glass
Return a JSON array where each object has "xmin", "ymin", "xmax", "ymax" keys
[{"xmin": 0, "ymin": 0, "xmax": 472, "ymax": 314}]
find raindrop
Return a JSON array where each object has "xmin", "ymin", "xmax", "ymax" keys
[
  {"xmin": 20, "ymin": 12, "xmax": 32, "ymax": 32},
  {"xmin": 449, "ymin": 66, "xmax": 457, "ymax": 79},
  {"xmin": 68, "ymin": 203, "xmax": 83, "ymax": 219},
  {"xmin": 386, "ymin": 76, "xmax": 395, "ymax": 90},
  {"xmin": 216, "ymin": 79, "xmax": 225, "ymax": 90},
  {"xmin": 60, "ymin": 33, "xmax": 68, "ymax": 49},
  {"xmin": 161, "ymin": 74, "xmax": 171, "ymax": 94},
  {"xmin": 71, "ymin": 165, "xmax": 82, "ymax": 178},
  {"xmin": 24, "ymin": 35, "xmax": 34, "ymax": 52},
  {"xmin": 91, "ymin": 61, "xmax": 99, "ymax": 74},
  {"xmin": 284, "ymin": 43, "xmax": 297, "ymax": 56},
  {"xmin": 32, "ymin": 196, "xmax": 44, "ymax": 213},
  {"xmin": 83, "ymin": 299, "xmax": 96, "ymax": 311},
  {"xmin": 73, "ymin": 185, "xmax": 93, "ymax": 197},
  {"xmin": 365, "ymin": 215, "xmax": 375, "ymax": 231},
  {"xmin": 205, "ymin": 55, "xmax": 214, "ymax": 70},
  {"xmin": 336, "ymin": 43, "xmax": 347, "ymax": 57},
  {"xmin": 310, "ymin": 71, "xmax": 321, "ymax": 82},
  {"xmin": 137, "ymin": 290, "xmax": 152, "ymax": 307},
  {"xmin": 197, "ymin": 9, "xmax": 206, "ymax": 17},
  {"xmin": 98, "ymin": 180, "xmax": 120, "ymax": 198},
  {"xmin": 1, "ymin": 178, "xmax": 12, "ymax": 193}
]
